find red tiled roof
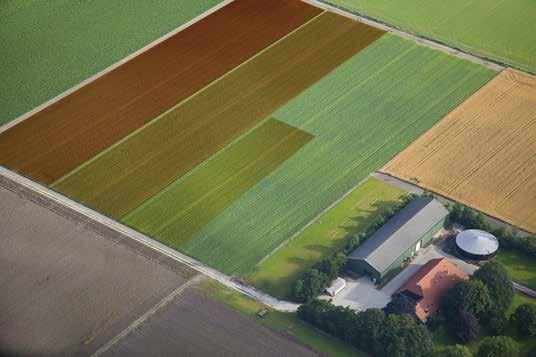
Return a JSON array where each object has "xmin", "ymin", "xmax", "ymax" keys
[{"xmin": 398, "ymin": 258, "xmax": 468, "ymax": 322}]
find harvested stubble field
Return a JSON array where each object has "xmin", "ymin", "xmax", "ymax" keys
[
  {"xmin": 325, "ymin": 0, "xmax": 536, "ymax": 73},
  {"xmin": 0, "ymin": 0, "xmax": 224, "ymax": 124},
  {"xmin": 123, "ymin": 119, "xmax": 313, "ymax": 247},
  {"xmin": 0, "ymin": 0, "xmax": 321, "ymax": 185},
  {"xmin": 382, "ymin": 69, "xmax": 536, "ymax": 234},
  {"xmin": 183, "ymin": 34, "xmax": 496, "ymax": 275},
  {"xmin": 52, "ymin": 11, "xmax": 383, "ymax": 219}
]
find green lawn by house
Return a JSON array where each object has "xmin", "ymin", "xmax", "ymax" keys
[
  {"xmin": 496, "ymin": 248, "xmax": 536, "ymax": 290},
  {"xmin": 247, "ymin": 178, "xmax": 405, "ymax": 299}
]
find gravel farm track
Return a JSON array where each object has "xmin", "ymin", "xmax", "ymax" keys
[{"xmin": 0, "ymin": 169, "xmax": 313, "ymax": 357}]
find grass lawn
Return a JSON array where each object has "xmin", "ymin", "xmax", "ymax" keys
[
  {"xmin": 496, "ymin": 248, "xmax": 536, "ymax": 290},
  {"xmin": 324, "ymin": 0, "xmax": 536, "ymax": 73},
  {"xmin": 247, "ymin": 178, "xmax": 405, "ymax": 299},
  {"xmin": 183, "ymin": 34, "xmax": 495, "ymax": 275},
  {"xmin": 200, "ymin": 279, "xmax": 366, "ymax": 357},
  {"xmin": 0, "ymin": 0, "xmax": 223, "ymax": 124}
]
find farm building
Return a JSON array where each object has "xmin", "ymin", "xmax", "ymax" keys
[
  {"xmin": 455, "ymin": 229, "xmax": 499, "ymax": 261},
  {"xmin": 397, "ymin": 258, "xmax": 468, "ymax": 322},
  {"xmin": 347, "ymin": 197, "xmax": 449, "ymax": 284}
]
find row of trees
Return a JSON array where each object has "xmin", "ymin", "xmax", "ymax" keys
[
  {"xmin": 297, "ymin": 299, "xmax": 433, "ymax": 357},
  {"xmin": 441, "ymin": 261, "xmax": 514, "ymax": 343},
  {"xmin": 437, "ymin": 336, "xmax": 520, "ymax": 357},
  {"xmin": 291, "ymin": 194, "xmax": 417, "ymax": 302},
  {"xmin": 448, "ymin": 203, "xmax": 536, "ymax": 257}
]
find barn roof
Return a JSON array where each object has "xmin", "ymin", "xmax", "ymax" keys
[{"xmin": 348, "ymin": 197, "xmax": 448, "ymax": 274}]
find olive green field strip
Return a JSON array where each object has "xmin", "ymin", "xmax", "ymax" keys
[
  {"xmin": 182, "ymin": 34, "xmax": 497, "ymax": 275},
  {"xmin": 122, "ymin": 118, "xmax": 313, "ymax": 247},
  {"xmin": 52, "ymin": 12, "xmax": 385, "ymax": 219},
  {"xmin": 0, "ymin": 0, "xmax": 322, "ymax": 185}
]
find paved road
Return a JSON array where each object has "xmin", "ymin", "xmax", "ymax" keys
[{"xmin": 0, "ymin": 166, "xmax": 299, "ymax": 312}]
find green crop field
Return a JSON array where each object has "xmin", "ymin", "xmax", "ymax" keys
[
  {"xmin": 247, "ymin": 178, "xmax": 405, "ymax": 299},
  {"xmin": 324, "ymin": 0, "xmax": 536, "ymax": 73},
  {"xmin": 122, "ymin": 118, "xmax": 313, "ymax": 247},
  {"xmin": 0, "ymin": 0, "xmax": 223, "ymax": 124},
  {"xmin": 182, "ymin": 34, "xmax": 496, "ymax": 275}
]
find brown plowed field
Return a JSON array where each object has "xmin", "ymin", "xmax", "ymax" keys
[
  {"xmin": 382, "ymin": 69, "xmax": 536, "ymax": 234},
  {"xmin": 0, "ymin": 0, "xmax": 322, "ymax": 185},
  {"xmin": 53, "ymin": 12, "xmax": 384, "ymax": 219}
]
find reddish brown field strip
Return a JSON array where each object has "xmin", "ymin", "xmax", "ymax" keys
[
  {"xmin": 0, "ymin": 0, "xmax": 321, "ymax": 185},
  {"xmin": 52, "ymin": 12, "xmax": 385, "ymax": 219}
]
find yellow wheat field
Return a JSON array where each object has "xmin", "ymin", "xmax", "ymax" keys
[{"xmin": 382, "ymin": 69, "xmax": 536, "ymax": 234}]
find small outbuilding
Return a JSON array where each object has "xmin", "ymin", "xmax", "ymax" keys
[
  {"xmin": 348, "ymin": 197, "xmax": 449, "ymax": 284},
  {"xmin": 326, "ymin": 277, "xmax": 346, "ymax": 297},
  {"xmin": 455, "ymin": 229, "xmax": 499, "ymax": 261}
]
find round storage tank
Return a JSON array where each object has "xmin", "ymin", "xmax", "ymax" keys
[{"xmin": 455, "ymin": 229, "xmax": 499, "ymax": 261}]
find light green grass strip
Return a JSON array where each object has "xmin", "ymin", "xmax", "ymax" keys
[
  {"xmin": 496, "ymin": 248, "xmax": 536, "ymax": 290},
  {"xmin": 247, "ymin": 178, "xmax": 405, "ymax": 299},
  {"xmin": 323, "ymin": 0, "xmax": 536, "ymax": 73},
  {"xmin": 0, "ymin": 0, "xmax": 224, "ymax": 125},
  {"xmin": 183, "ymin": 34, "xmax": 496, "ymax": 275}
]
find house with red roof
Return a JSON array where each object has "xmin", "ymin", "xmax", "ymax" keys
[{"xmin": 397, "ymin": 258, "xmax": 468, "ymax": 322}]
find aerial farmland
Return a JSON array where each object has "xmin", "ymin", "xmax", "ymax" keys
[{"xmin": 1, "ymin": 0, "xmax": 535, "ymax": 355}]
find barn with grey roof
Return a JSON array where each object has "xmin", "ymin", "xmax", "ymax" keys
[{"xmin": 348, "ymin": 197, "xmax": 448, "ymax": 284}]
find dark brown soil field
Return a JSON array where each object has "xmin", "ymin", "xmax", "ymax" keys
[
  {"xmin": 0, "ymin": 177, "xmax": 318, "ymax": 356},
  {"xmin": 53, "ymin": 12, "xmax": 385, "ymax": 219},
  {"xmin": 0, "ymin": 0, "xmax": 321, "ymax": 185},
  {"xmin": 0, "ymin": 185, "xmax": 188, "ymax": 356},
  {"xmin": 102, "ymin": 286, "xmax": 318, "ymax": 357}
]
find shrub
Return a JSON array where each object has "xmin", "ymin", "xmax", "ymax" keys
[
  {"xmin": 435, "ymin": 345, "xmax": 473, "ymax": 357},
  {"xmin": 511, "ymin": 303, "xmax": 536, "ymax": 337},
  {"xmin": 477, "ymin": 336, "xmax": 519, "ymax": 357}
]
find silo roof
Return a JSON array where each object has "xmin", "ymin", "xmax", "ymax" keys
[{"xmin": 456, "ymin": 229, "xmax": 499, "ymax": 256}]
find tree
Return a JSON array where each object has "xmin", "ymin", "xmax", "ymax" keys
[
  {"xmin": 385, "ymin": 294, "xmax": 416, "ymax": 317},
  {"xmin": 449, "ymin": 309, "xmax": 480, "ymax": 343},
  {"xmin": 352, "ymin": 308, "xmax": 385, "ymax": 355},
  {"xmin": 292, "ymin": 269, "xmax": 329, "ymax": 302},
  {"xmin": 435, "ymin": 345, "xmax": 473, "ymax": 357},
  {"xmin": 380, "ymin": 314, "xmax": 433, "ymax": 357},
  {"xmin": 527, "ymin": 347, "xmax": 536, "ymax": 357},
  {"xmin": 511, "ymin": 303, "xmax": 536, "ymax": 337},
  {"xmin": 477, "ymin": 336, "xmax": 519, "ymax": 357},
  {"xmin": 487, "ymin": 313, "xmax": 508, "ymax": 336},
  {"xmin": 472, "ymin": 262, "xmax": 514, "ymax": 314},
  {"xmin": 443, "ymin": 280, "xmax": 492, "ymax": 318},
  {"xmin": 315, "ymin": 252, "xmax": 347, "ymax": 280}
]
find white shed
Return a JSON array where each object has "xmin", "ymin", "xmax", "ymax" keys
[{"xmin": 326, "ymin": 277, "xmax": 346, "ymax": 297}]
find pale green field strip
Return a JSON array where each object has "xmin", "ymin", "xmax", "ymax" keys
[
  {"xmin": 51, "ymin": 11, "xmax": 383, "ymax": 219},
  {"xmin": 122, "ymin": 118, "xmax": 313, "ymax": 248},
  {"xmin": 324, "ymin": 0, "xmax": 536, "ymax": 73},
  {"xmin": 0, "ymin": 0, "xmax": 224, "ymax": 124},
  {"xmin": 248, "ymin": 178, "xmax": 405, "ymax": 299},
  {"xmin": 182, "ymin": 34, "xmax": 497, "ymax": 275}
]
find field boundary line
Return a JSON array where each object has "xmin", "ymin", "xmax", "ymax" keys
[
  {"xmin": 50, "ymin": 10, "xmax": 326, "ymax": 187},
  {"xmin": 301, "ymin": 0, "xmax": 504, "ymax": 72},
  {"xmin": 91, "ymin": 274, "xmax": 206, "ymax": 357},
  {"xmin": 0, "ymin": 0, "xmax": 234, "ymax": 135},
  {"xmin": 0, "ymin": 166, "xmax": 299, "ymax": 312}
]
